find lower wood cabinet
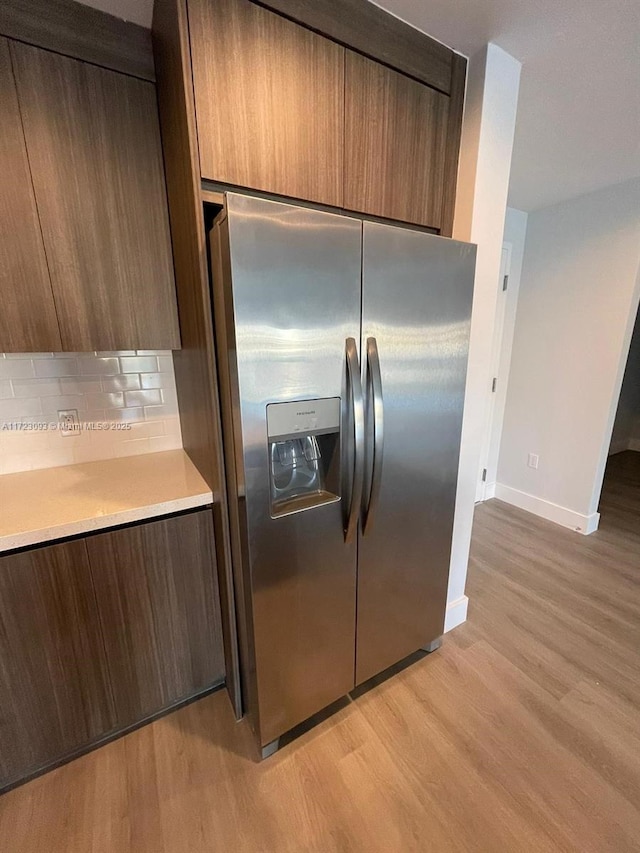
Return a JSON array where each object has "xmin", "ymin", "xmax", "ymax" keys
[
  {"xmin": 0, "ymin": 510, "xmax": 224, "ymax": 791},
  {"xmin": 86, "ymin": 512, "xmax": 225, "ymax": 726},
  {"xmin": 0, "ymin": 539, "xmax": 114, "ymax": 787}
]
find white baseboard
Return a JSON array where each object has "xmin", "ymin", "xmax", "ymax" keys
[
  {"xmin": 484, "ymin": 481, "xmax": 497, "ymax": 499},
  {"xmin": 494, "ymin": 483, "xmax": 600, "ymax": 535},
  {"xmin": 475, "ymin": 481, "xmax": 497, "ymax": 503},
  {"xmin": 444, "ymin": 594, "xmax": 468, "ymax": 632}
]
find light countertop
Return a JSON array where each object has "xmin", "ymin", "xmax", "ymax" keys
[{"xmin": 0, "ymin": 450, "xmax": 213, "ymax": 553}]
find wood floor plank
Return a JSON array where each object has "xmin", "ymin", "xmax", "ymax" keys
[
  {"xmin": 451, "ymin": 641, "xmax": 640, "ymax": 849},
  {"xmin": 558, "ymin": 679, "xmax": 640, "ymax": 806},
  {"xmin": 0, "ymin": 452, "xmax": 638, "ymax": 851},
  {"xmin": 354, "ymin": 663, "xmax": 561, "ymax": 852}
]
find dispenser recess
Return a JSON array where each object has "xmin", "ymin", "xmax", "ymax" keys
[{"xmin": 267, "ymin": 398, "xmax": 341, "ymax": 517}]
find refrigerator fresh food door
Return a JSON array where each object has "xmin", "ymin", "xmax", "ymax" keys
[
  {"xmin": 357, "ymin": 221, "xmax": 476, "ymax": 685},
  {"xmin": 220, "ymin": 194, "xmax": 362, "ymax": 746}
]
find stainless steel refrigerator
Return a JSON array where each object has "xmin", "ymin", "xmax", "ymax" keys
[{"xmin": 210, "ymin": 193, "xmax": 476, "ymax": 756}]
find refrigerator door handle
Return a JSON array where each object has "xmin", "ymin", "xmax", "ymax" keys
[
  {"xmin": 345, "ymin": 337, "xmax": 365, "ymax": 544},
  {"xmin": 363, "ymin": 337, "xmax": 384, "ymax": 535}
]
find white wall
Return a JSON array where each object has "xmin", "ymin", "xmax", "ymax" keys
[
  {"xmin": 497, "ymin": 178, "xmax": 640, "ymax": 533},
  {"xmin": 445, "ymin": 43, "xmax": 521, "ymax": 631},
  {"xmin": 483, "ymin": 207, "xmax": 528, "ymax": 497},
  {"xmin": 609, "ymin": 308, "xmax": 640, "ymax": 454}
]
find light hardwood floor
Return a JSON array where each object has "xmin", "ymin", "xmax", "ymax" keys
[{"xmin": 1, "ymin": 452, "xmax": 639, "ymax": 852}]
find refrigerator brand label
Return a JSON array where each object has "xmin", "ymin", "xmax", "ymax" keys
[{"xmin": 267, "ymin": 398, "xmax": 340, "ymax": 439}]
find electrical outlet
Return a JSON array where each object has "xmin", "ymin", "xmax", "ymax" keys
[
  {"xmin": 58, "ymin": 409, "xmax": 80, "ymax": 436},
  {"xmin": 527, "ymin": 453, "xmax": 539, "ymax": 470}
]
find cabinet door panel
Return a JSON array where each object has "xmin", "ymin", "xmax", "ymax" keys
[
  {"xmin": 0, "ymin": 540, "xmax": 114, "ymax": 788},
  {"xmin": 345, "ymin": 51, "xmax": 449, "ymax": 229},
  {"xmin": 10, "ymin": 41, "xmax": 180, "ymax": 352},
  {"xmin": 0, "ymin": 37, "xmax": 61, "ymax": 352},
  {"xmin": 86, "ymin": 511, "xmax": 224, "ymax": 726},
  {"xmin": 190, "ymin": 0, "xmax": 344, "ymax": 207}
]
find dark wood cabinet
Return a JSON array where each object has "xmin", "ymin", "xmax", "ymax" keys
[
  {"xmin": 189, "ymin": 0, "xmax": 345, "ymax": 207},
  {"xmin": 0, "ymin": 37, "xmax": 61, "ymax": 352},
  {"xmin": 344, "ymin": 50, "xmax": 450, "ymax": 229},
  {"xmin": 86, "ymin": 512, "xmax": 225, "ymax": 725},
  {"xmin": 0, "ymin": 510, "xmax": 224, "ymax": 791},
  {"xmin": 176, "ymin": 0, "xmax": 466, "ymax": 232},
  {"xmin": 9, "ymin": 41, "xmax": 180, "ymax": 351},
  {"xmin": 0, "ymin": 540, "xmax": 114, "ymax": 789},
  {"xmin": 256, "ymin": 0, "xmax": 454, "ymax": 93}
]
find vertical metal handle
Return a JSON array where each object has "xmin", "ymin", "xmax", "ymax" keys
[
  {"xmin": 363, "ymin": 337, "xmax": 384, "ymax": 535},
  {"xmin": 345, "ymin": 337, "xmax": 364, "ymax": 544}
]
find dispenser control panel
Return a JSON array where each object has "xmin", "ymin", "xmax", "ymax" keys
[{"xmin": 267, "ymin": 398, "xmax": 340, "ymax": 441}]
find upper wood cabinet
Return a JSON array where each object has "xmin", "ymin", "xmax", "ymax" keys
[
  {"xmin": 8, "ymin": 41, "xmax": 180, "ymax": 352},
  {"xmin": 189, "ymin": 0, "xmax": 345, "ymax": 208},
  {"xmin": 177, "ymin": 0, "xmax": 466, "ymax": 232},
  {"xmin": 344, "ymin": 51, "xmax": 450, "ymax": 230},
  {"xmin": 0, "ymin": 37, "xmax": 61, "ymax": 352}
]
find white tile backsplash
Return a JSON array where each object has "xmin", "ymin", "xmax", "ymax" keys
[
  {"xmin": 2, "ymin": 398, "xmax": 42, "ymax": 420},
  {"xmin": 12, "ymin": 378, "xmax": 62, "ymax": 398},
  {"xmin": 0, "ymin": 351, "xmax": 182, "ymax": 475},
  {"xmin": 101, "ymin": 374, "xmax": 141, "ymax": 392},
  {"xmin": 119, "ymin": 356, "xmax": 158, "ymax": 373},
  {"xmin": 124, "ymin": 389, "xmax": 162, "ymax": 408},
  {"xmin": 0, "ymin": 359, "xmax": 34, "ymax": 379},
  {"xmin": 40, "ymin": 398, "xmax": 86, "ymax": 418},
  {"xmin": 34, "ymin": 357, "xmax": 79, "ymax": 378},
  {"xmin": 85, "ymin": 391, "xmax": 125, "ymax": 409},
  {"xmin": 60, "ymin": 377, "xmax": 102, "ymax": 395},
  {"xmin": 140, "ymin": 372, "xmax": 162, "ymax": 389},
  {"xmin": 79, "ymin": 356, "xmax": 119, "ymax": 376}
]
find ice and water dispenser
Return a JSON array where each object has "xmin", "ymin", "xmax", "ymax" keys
[{"xmin": 267, "ymin": 398, "xmax": 341, "ymax": 517}]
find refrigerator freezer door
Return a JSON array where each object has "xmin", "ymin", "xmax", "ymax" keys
[
  {"xmin": 221, "ymin": 193, "xmax": 362, "ymax": 745},
  {"xmin": 357, "ymin": 221, "xmax": 476, "ymax": 684}
]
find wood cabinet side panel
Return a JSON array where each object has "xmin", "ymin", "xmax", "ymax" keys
[
  {"xmin": 152, "ymin": 0, "xmax": 221, "ymax": 491},
  {"xmin": 440, "ymin": 53, "xmax": 467, "ymax": 237},
  {"xmin": 153, "ymin": 0, "xmax": 243, "ymax": 716},
  {"xmin": 0, "ymin": 37, "xmax": 61, "ymax": 352},
  {"xmin": 190, "ymin": 0, "xmax": 345, "ymax": 207},
  {"xmin": 0, "ymin": 540, "xmax": 114, "ymax": 788},
  {"xmin": 86, "ymin": 512, "xmax": 225, "ymax": 726},
  {"xmin": 10, "ymin": 41, "xmax": 180, "ymax": 352},
  {"xmin": 344, "ymin": 51, "xmax": 450, "ymax": 230}
]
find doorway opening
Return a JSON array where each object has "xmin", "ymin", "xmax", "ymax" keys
[{"xmin": 600, "ymin": 304, "xmax": 640, "ymax": 529}]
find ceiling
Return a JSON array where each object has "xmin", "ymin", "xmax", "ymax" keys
[{"xmin": 77, "ymin": 0, "xmax": 640, "ymax": 212}]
